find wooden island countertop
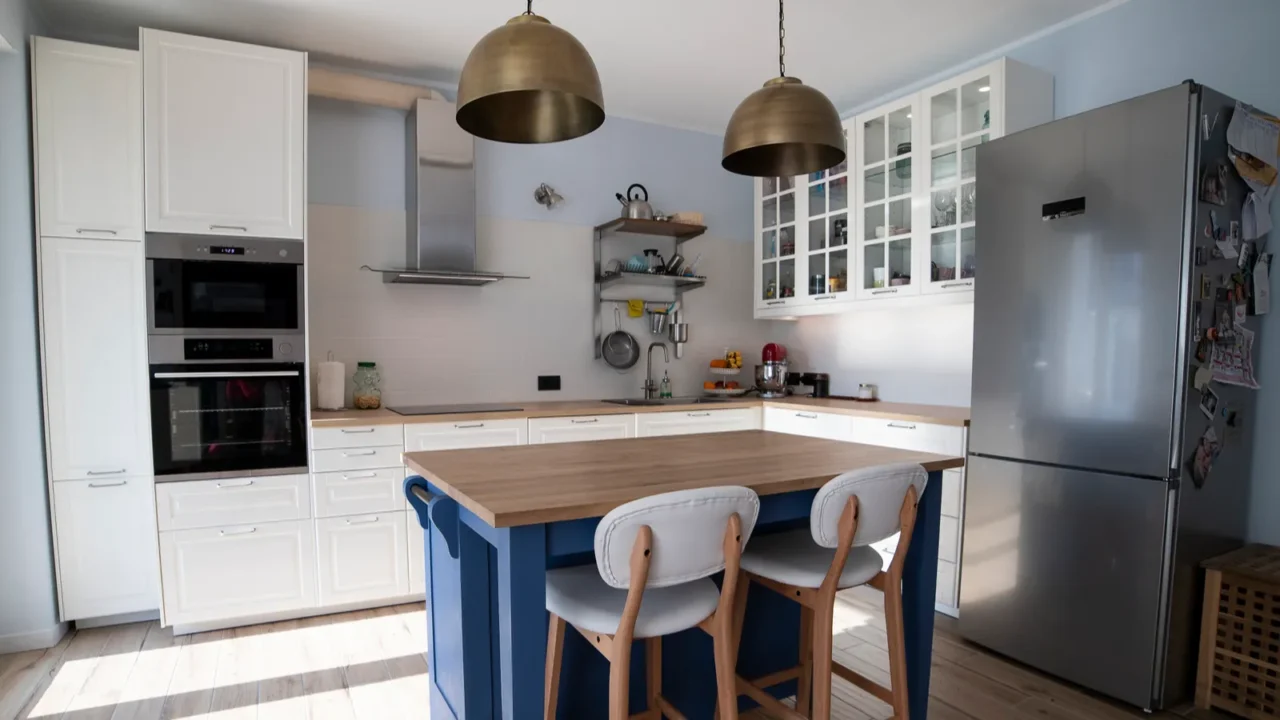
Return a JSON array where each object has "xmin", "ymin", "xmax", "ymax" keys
[{"xmin": 404, "ymin": 429, "xmax": 964, "ymax": 528}]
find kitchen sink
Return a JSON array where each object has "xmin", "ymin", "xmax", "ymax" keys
[{"xmin": 601, "ymin": 396, "xmax": 740, "ymax": 406}]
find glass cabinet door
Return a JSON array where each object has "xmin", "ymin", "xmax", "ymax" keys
[
  {"xmin": 925, "ymin": 74, "xmax": 990, "ymax": 292},
  {"xmin": 804, "ymin": 130, "xmax": 850, "ymax": 303},
  {"xmin": 857, "ymin": 101, "xmax": 917, "ymax": 299},
  {"xmin": 759, "ymin": 176, "xmax": 797, "ymax": 307}
]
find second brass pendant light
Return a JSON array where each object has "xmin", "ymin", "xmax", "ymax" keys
[{"xmin": 456, "ymin": 0, "xmax": 604, "ymax": 144}]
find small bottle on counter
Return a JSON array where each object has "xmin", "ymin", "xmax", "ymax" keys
[
  {"xmin": 352, "ymin": 362, "xmax": 382, "ymax": 409},
  {"xmin": 660, "ymin": 371, "xmax": 672, "ymax": 398}
]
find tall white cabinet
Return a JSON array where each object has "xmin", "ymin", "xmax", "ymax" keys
[
  {"xmin": 141, "ymin": 29, "xmax": 306, "ymax": 239},
  {"xmin": 33, "ymin": 39, "xmax": 159, "ymax": 622}
]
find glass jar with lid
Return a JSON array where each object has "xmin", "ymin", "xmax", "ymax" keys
[{"xmin": 352, "ymin": 362, "xmax": 382, "ymax": 409}]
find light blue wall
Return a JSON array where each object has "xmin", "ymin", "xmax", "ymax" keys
[
  {"xmin": 0, "ymin": 0, "xmax": 61, "ymax": 647},
  {"xmin": 308, "ymin": 97, "xmax": 752, "ymax": 240}
]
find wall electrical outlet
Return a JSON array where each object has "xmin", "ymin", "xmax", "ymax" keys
[{"xmin": 537, "ymin": 375, "xmax": 561, "ymax": 392}]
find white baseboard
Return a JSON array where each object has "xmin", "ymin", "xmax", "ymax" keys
[
  {"xmin": 170, "ymin": 593, "xmax": 426, "ymax": 636},
  {"xmin": 74, "ymin": 609, "xmax": 161, "ymax": 630},
  {"xmin": 0, "ymin": 623, "xmax": 70, "ymax": 654}
]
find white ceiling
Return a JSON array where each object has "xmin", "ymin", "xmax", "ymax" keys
[{"xmin": 39, "ymin": 0, "xmax": 1112, "ymax": 132}]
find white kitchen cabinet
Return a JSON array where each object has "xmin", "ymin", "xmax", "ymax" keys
[
  {"xmin": 846, "ymin": 416, "xmax": 966, "ymax": 456},
  {"xmin": 854, "ymin": 95, "xmax": 923, "ymax": 300},
  {"xmin": 155, "ymin": 473, "xmax": 310, "ymax": 531},
  {"xmin": 316, "ymin": 512, "xmax": 409, "ymax": 605},
  {"xmin": 528, "ymin": 415, "xmax": 635, "ymax": 444},
  {"xmin": 311, "ymin": 424, "xmax": 404, "ymax": 451},
  {"xmin": 53, "ymin": 478, "xmax": 158, "ymax": 620},
  {"xmin": 754, "ymin": 174, "xmax": 804, "ymax": 315},
  {"xmin": 312, "ymin": 468, "xmax": 407, "ymax": 519},
  {"xmin": 407, "ymin": 510, "xmax": 425, "ymax": 595},
  {"xmin": 142, "ymin": 29, "xmax": 306, "ymax": 239},
  {"xmin": 797, "ymin": 126, "xmax": 854, "ymax": 311},
  {"xmin": 311, "ymin": 445, "xmax": 405, "ymax": 474},
  {"xmin": 763, "ymin": 407, "xmax": 852, "ymax": 441},
  {"xmin": 33, "ymin": 38, "xmax": 143, "ymax": 241},
  {"xmin": 39, "ymin": 237, "xmax": 151, "ymax": 481},
  {"xmin": 635, "ymin": 408, "xmax": 762, "ymax": 437},
  {"xmin": 403, "ymin": 418, "xmax": 528, "ymax": 452},
  {"xmin": 159, "ymin": 519, "xmax": 317, "ymax": 626}
]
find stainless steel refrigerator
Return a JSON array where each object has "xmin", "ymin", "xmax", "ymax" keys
[{"xmin": 961, "ymin": 82, "xmax": 1264, "ymax": 711}]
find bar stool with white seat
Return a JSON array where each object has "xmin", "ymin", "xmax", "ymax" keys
[
  {"xmin": 544, "ymin": 486, "xmax": 760, "ymax": 720},
  {"xmin": 729, "ymin": 463, "xmax": 927, "ymax": 720}
]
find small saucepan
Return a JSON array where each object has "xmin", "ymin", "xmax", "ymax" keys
[{"xmin": 602, "ymin": 307, "xmax": 640, "ymax": 369}]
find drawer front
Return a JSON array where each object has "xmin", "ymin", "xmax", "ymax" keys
[
  {"xmin": 407, "ymin": 510, "xmax": 425, "ymax": 595},
  {"xmin": 403, "ymin": 418, "xmax": 528, "ymax": 452},
  {"xmin": 310, "ymin": 445, "xmax": 403, "ymax": 473},
  {"xmin": 156, "ymin": 474, "xmax": 309, "ymax": 532},
  {"xmin": 941, "ymin": 469, "xmax": 963, "ymax": 518},
  {"xmin": 315, "ymin": 512, "xmax": 409, "ymax": 606},
  {"xmin": 312, "ymin": 468, "xmax": 407, "ymax": 518},
  {"xmin": 847, "ymin": 417, "xmax": 965, "ymax": 456},
  {"xmin": 635, "ymin": 407, "xmax": 762, "ymax": 437},
  {"xmin": 937, "ymin": 559, "xmax": 958, "ymax": 608},
  {"xmin": 310, "ymin": 424, "xmax": 403, "ymax": 451},
  {"xmin": 159, "ymin": 519, "xmax": 317, "ymax": 625},
  {"xmin": 528, "ymin": 415, "xmax": 635, "ymax": 445},
  {"xmin": 54, "ymin": 477, "xmax": 159, "ymax": 620},
  {"xmin": 939, "ymin": 516, "xmax": 960, "ymax": 563},
  {"xmin": 763, "ymin": 407, "xmax": 852, "ymax": 441}
]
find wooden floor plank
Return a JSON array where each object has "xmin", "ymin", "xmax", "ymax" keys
[
  {"xmin": 108, "ymin": 623, "xmax": 186, "ymax": 720},
  {"xmin": 206, "ymin": 623, "xmax": 265, "ymax": 719},
  {"xmin": 157, "ymin": 628, "xmax": 228, "ymax": 720},
  {"xmin": 61, "ymin": 622, "xmax": 152, "ymax": 720},
  {"xmin": 295, "ymin": 613, "xmax": 358, "ymax": 720},
  {"xmin": 0, "ymin": 630, "xmax": 74, "ymax": 720},
  {"xmin": 19, "ymin": 627, "xmax": 113, "ymax": 719}
]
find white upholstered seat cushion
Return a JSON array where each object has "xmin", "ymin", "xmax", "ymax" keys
[
  {"xmin": 546, "ymin": 564, "xmax": 721, "ymax": 639},
  {"xmin": 740, "ymin": 529, "xmax": 884, "ymax": 590}
]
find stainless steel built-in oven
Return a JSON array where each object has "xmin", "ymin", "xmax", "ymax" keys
[
  {"xmin": 150, "ymin": 338, "xmax": 308, "ymax": 482},
  {"xmin": 146, "ymin": 234, "xmax": 304, "ymax": 335}
]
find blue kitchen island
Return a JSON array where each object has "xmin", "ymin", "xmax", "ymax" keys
[{"xmin": 403, "ymin": 430, "xmax": 963, "ymax": 719}]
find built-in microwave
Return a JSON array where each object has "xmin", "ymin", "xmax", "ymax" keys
[{"xmin": 146, "ymin": 234, "xmax": 304, "ymax": 335}]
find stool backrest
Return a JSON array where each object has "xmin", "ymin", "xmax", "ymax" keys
[
  {"xmin": 811, "ymin": 463, "xmax": 927, "ymax": 548},
  {"xmin": 594, "ymin": 486, "xmax": 760, "ymax": 589}
]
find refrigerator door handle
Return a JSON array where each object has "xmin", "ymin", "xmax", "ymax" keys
[{"xmin": 1168, "ymin": 87, "xmax": 1201, "ymax": 475}]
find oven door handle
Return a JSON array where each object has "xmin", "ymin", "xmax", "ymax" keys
[{"xmin": 152, "ymin": 371, "xmax": 301, "ymax": 379}]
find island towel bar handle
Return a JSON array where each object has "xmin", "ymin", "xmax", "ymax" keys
[
  {"xmin": 341, "ymin": 428, "xmax": 376, "ymax": 434},
  {"xmin": 409, "ymin": 485, "xmax": 437, "ymax": 505},
  {"xmin": 215, "ymin": 479, "xmax": 255, "ymax": 488},
  {"xmin": 455, "ymin": 423, "xmax": 485, "ymax": 429},
  {"xmin": 88, "ymin": 480, "xmax": 128, "ymax": 488},
  {"xmin": 86, "ymin": 469, "xmax": 127, "ymax": 476},
  {"xmin": 219, "ymin": 527, "xmax": 256, "ymax": 536},
  {"xmin": 342, "ymin": 450, "xmax": 378, "ymax": 457},
  {"xmin": 570, "ymin": 418, "xmax": 599, "ymax": 424},
  {"xmin": 76, "ymin": 228, "xmax": 117, "ymax": 235},
  {"xmin": 887, "ymin": 423, "xmax": 917, "ymax": 430}
]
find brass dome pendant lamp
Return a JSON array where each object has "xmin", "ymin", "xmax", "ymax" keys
[
  {"xmin": 456, "ymin": 0, "xmax": 605, "ymax": 143},
  {"xmin": 722, "ymin": 0, "xmax": 846, "ymax": 177}
]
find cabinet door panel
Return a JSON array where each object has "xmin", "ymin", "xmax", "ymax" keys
[
  {"xmin": 159, "ymin": 519, "xmax": 316, "ymax": 625},
  {"xmin": 35, "ymin": 39, "xmax": 143, "ymax": 240},
  {"xmin": 316, "ymin": 513, "xmax": 409, "ymax": 605},
  {"xmin": 312, "ymin": 468, "xmax": 406, "ymax": 518},
  {"xmin": 54, "ymin": 478, "xmax": 159, "ymax": 620},
  {"xmin": 528, "ymin": 415, "xmax": 635, "ymax": 445},
  {"xmin": 635, "ymin": 408, "xmax": 762, "ymax": 437},
  {"xmin": 40, "ymin": 238, "xmax": 151, "ymax": 481},
  {"xmin": 156, "ymin": 474, "xmax": 310, "ymax": 531},
  {"xmin": 762, "ymin": 407, "xmax": 852, "ymax": 441},
  {"xmin": 143, "ymin": 30, "xmax": 305, "ymax": 239},
  {"xmin": 403, "ymin": 419, "xmax": 528, "ymax": 451},
  {"xmin": 310, "ymin": 445, "xmax": 404, "ymax": 473}
]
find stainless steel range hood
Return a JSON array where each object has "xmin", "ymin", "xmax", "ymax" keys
[{"xmin": 364, "ymin": 98, "xmax": 526, "ymax": 286}]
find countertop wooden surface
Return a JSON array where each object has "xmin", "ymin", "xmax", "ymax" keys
[
  {"xmin": 404, "ymin": 430, "xmax": 965, "ymax": 528},
  {"xmin": 311, "ymin": 397, "xmax": 970, "ymax": 428}
]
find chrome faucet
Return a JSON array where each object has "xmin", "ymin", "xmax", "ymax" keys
[{"xmin": 644, "ymin": 342, "xmax": 669, "ymax": 399}]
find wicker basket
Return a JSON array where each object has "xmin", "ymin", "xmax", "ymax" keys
[{"xmin": 1197, "ymin": 544, "xmax": 1280, "ymax": 719}]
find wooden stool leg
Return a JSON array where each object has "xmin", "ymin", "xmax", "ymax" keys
[
  {"xmin": 713, "ymin": 620, "xmax": 739, "ymax": 719},
  {"xmin": 810, "ymin": 601, "xmax": 835, "ymax": 720},
  {"xmin": 545, "ymin": 613, "xmax": 566, "ymax": 720},
  {"xmin": 883, "ymin": 582, "xmax": 910, "ymax": 718},
  {"xmin": 646, "ymin": 636, "xmax": 662, "ymax": 718},
  {"xmin": 610, "ymin": 638, "xmax": 633, "ymax": 720},
  {"xmin": 797, "ymin": 605, "xmax": 813, "ymax": 715}
]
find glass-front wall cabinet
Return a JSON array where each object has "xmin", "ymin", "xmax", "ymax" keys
[
  {"xmin": 804, "ymin": 130, "xmax": 850, "ymax": 306},
  {"xmin": 855, "ymin": 98, "xmax": 919, "ymax": 299},
  {"xmin": 922, "ymin": 67, "xmax": 1000, "ymax": 294},
  {"xmin": 757, "ymin": 175, "xmax": 799, "ymax": 310}
]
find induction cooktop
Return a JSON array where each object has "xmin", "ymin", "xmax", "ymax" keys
[{"xmin": 388, "ymin": 403, "xmax": 524, "ymax": 416}]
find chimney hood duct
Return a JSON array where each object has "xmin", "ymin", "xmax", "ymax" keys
[{"xmin": 364, "ymin": 98, "xmax": 527, "ymax": 286}]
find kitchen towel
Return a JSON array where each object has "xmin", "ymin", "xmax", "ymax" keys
[{"xmin": 317, "ymin": 361, "xmax": 345, "ymax": 410}]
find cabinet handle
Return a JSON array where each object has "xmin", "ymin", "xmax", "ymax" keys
[
  {"xmin": 88, "ymin": 480, "xmax": 128, "ymax": 488},
  {"xmin": 340, "ymin": 428, "xmax": 376, "ymax": 434},
  {"xmin": 219, "ymin": 527, "xmax": 256, "ymax": 536},
  {"xmin": 344, "ymin": 516, "xmax": 381, "ymax": 525},
  {"xmin": 210, "ymin": 224, "xmax": 248, "ymax": 232},
  {"xmin": 341, "ymin": 471, "xmax": 378, "ymax": 480},
  {"xmin": 940, "ymin": 281, "xmax": 973, "ymax": 289},
  {"xmin": 795, "ymin": 412, "xmax": 819, "ymax": 419},
  {"xmin": 687, "ymin": 412, "xmax": 711, "ymax": 418},
  {"xmin": 76, "ymin": 228, "xmax": 117, "ymax": 235},
  {"xmin": 765, "ymin": 300, "xmax": 787, "ymax": 306},
  {"xmin": 215, "ymin": 479, "xmax": 254, "ymax": 488},
  {"xmin": 570, "ymin": 418, "xmax": 599, "ymax": 424},
  {"xmin": 455, "ymin": 423, "xmax": 485, "ymax": 429},
  {"xmin": 871, "ymin": 289, "xmax": 897, "ymax": 295},
  {"xmin": 341, "ymin": 450, "xmax": 378, "ymax": 457},
  {"xmin": 887, "ymin": 423, "xmax": 917, "ymax": 430},
  {"xmin": 86, "ymin": 469, "xmax": 127, "ymax": 476},
  {"xmin": 814, "ymin": 295, "xmax": 837, "ymax": 301}
]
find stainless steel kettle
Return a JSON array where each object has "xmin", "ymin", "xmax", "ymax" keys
[{"xmin": 616, "ymin": 183, "xmax": 653, "ymax": 220}]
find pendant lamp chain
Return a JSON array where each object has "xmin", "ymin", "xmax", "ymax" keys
[{"xmin": 778, "ymin": 0, "xmax": 786, "ymax": 77}]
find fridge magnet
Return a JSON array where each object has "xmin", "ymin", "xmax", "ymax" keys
[
  {"xmin": 1234, "ymin": 303, "xmax": 1248, "ymax": 326},
  {"xmin": 1200, "ymin": 163, "xmax": 1229, "ymax": 206},
  {"xmin": 1230, "ymin": 220, "xmax": 1241, "ymax": 243},
  {"xmin": 1195, "ymin": 246, "xmax": 1208, "ymax": 266},
  {"xmin": 1210, "ymin": 324, "xmax": 1261, "ymax": 389},
  {"xmin": 1199, "ymin": 385, "xmax": 1220, "ymax": 419},
  {"xmin": 1232, "ymin": 272, "xmax": 1248, "ymax": 303},
  {"xmin": 1254, "ymin": 253, "xmax": 1271, "ymax": 315},
  {"xmin": 1193, "ymin": 365, "xmax": 1212, "ymax": 389},
  {"xmin": 1199, "ymin": 274, "xmax": 1212, "ymax": 300},
  {"xmin": 1187, "ymin": 426, "xmax": 1221, "ymax": 490},
  {"xmin": 1215, "ymin": 235, "xmax": 1240, "ymax": 260},
  {"xmin": 1195, "ymin": 337, "xmax": 1212, "ymax": 365},
  {"xmin": 1225, "ymin": 408, "xmax": 1240, "ymax": 429},
  {"xmin": 1213, "ymin": 288, "xmax": 1235, "ymax": 342},
  {"xmin": 1239, "ymin": 240, "xmax": 1256, "ymax": 270},
  {"xmin": 1203, "ymin": 110, "xmax": 1219, "ymax": 140}
]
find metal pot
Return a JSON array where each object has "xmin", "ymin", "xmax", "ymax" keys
[
  {"xmin": 616, "ymin": 183, "xmax": 653, "ymax": 220},
  {"xmin": 601, "ymin": 307, "xmax": 640, "ymax": 369}
]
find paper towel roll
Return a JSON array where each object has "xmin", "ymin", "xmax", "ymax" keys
[{"xmin": 317, "ymin": 361, "xmax": 345, "ymax": 410}]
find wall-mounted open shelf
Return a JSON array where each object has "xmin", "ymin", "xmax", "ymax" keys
[{"xmin": 593, "ymin": 218, "xmax": 709, "ymax": 359}]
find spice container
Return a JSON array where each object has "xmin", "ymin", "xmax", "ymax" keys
[{"xmin": 352, "ymin": 362, "xmax": 382, "ymax": 409}]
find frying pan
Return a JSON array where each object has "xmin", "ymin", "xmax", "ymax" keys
[{"xmin": 601, "ymin": 307, "xmax": 640, "ymax": 369}]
